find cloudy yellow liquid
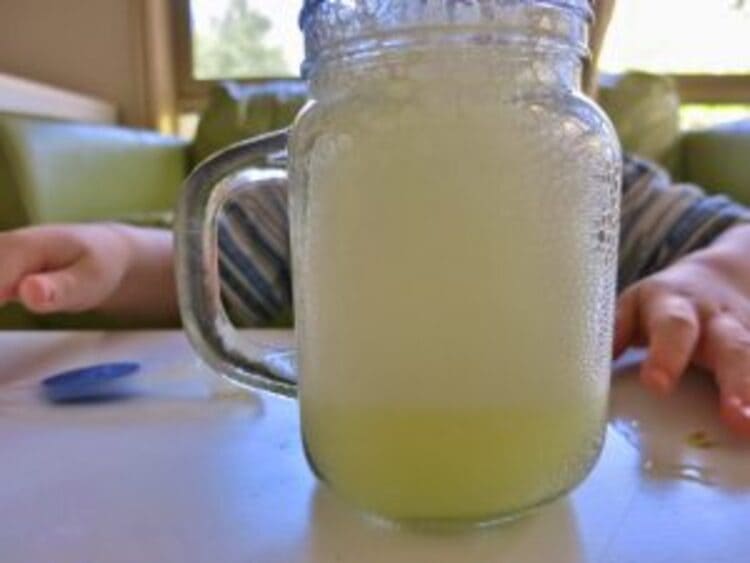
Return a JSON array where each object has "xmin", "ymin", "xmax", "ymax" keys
[
  {"xmin": 290, "ymin": 57, "xmax": 617, "ymax": 524},
  {"xmin": 303, "ymin": 403, "xmax": 605, "ymax": 522}
]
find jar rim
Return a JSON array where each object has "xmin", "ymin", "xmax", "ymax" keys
[
  {"xmin": 299, "ymin": 0, "xmax": 593, "ymax": 30},
  {"xmin": 299, "ymin": 0, "xmax": 592, "ymax": 79}
]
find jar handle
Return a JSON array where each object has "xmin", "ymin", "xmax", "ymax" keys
[{"xmin": 174, "ymin": 129, "xmax": 297, "ymax": 397}]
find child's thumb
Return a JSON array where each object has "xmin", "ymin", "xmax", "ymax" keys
[{"xmin": 18, "ymin": 266, "xmax": 99, "ymax": 314}]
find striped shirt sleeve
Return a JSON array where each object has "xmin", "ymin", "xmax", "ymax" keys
[
  {"xmin": 217, "ymin": 174, "xmax": 293, "ymax": 327},
  {"xmin": 618, "ymin": 154, "xmax": 750, "ymax": 290},
  {"xmin": 217, "ymin": 154, "xmax": 750, "ymax": 326}
]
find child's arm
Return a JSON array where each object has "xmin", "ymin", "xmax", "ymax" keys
[
  {"xmin": 0, "ymin": 178, "xmax": 291, "ymax": 328},
  {"xmin": 616, "ymin": 155, "xmax": 750, "ymax": 436},
  {"xmin": 0, "ymin": 224, "xmax": 178, "ymax": 324},
  {"xmin": 214, "ymin": 176, "xmax": 293, "ymax": 327}
]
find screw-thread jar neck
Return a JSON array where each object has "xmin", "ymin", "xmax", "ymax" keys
[{"xmin": 300, "ymin": 0, "xmax": 592, "ymax": 94}]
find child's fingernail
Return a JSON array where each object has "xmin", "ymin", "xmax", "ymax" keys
[
  {"xmin": 34, "ymin": 279, "xmax": 55, "ymax": 303},
  {"xmin": 728, "ymin": 395, "xmax": 750, "ymax": 419},
  {"xmin": 649, "ymin": 368, "xmax": 673, "ymax": 394},
  {"xmin": 741, "ymin": 378, "xmax": 750, "ymax": 402},
  {"xmin": 21, "ymin": 278, "xmax": 55, "ymax": 307},
  {"xmin": 727, "ymin": 395, "xmax": 742, "ymax": 409},
  {"xmin": 731, "ymin": 401, "xmax": 750, "ymax": 421},
  {"xmin": 42, "ymin": 285, "xmax": 55, "ymax": 303}
]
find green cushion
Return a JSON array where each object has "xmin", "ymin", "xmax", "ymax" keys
[
  {"xmin": 0, "ymin": 303, "xmax": 40, "ymax": 330},
  {"xmin": 681, "ymin": 119, "xmax": 750, "ymax": 205},
  {"xmin": 0, "ymin": 113, "xmax": 190, "ymax": 229},
  {"xmin": 0, "ymin": 113, "xmax": 190, "ymax": 329},
  {"xmin": 33, "ymin": 311, "xmax": 179, "ymax": 331},
  {"xmin": 597, "ymin": 72, "xmax": 682, "ymax": 177},
  {"xmin": 192, "ymin": 81, "xmax": 307, "ymax": 165}
]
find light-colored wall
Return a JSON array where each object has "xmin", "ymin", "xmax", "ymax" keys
[
  {"xmin": 0, "ymin": 72, "xmax": 117, "ymax": 123},
  {"xmin": 0, "ymin": 0, "xmax": 162, "ymax": 127}
]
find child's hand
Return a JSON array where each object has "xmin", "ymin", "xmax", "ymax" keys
[
  {"xmin": 0, "ymin": 224, "xmax": 133, "ymax": 314},
  {"xmin": 614, "ymin": 224, "xmax": 750, "ymax": 437},
  {"xmin": 0, "ymin": 224, "xmax": 177, "ymax": 323}
]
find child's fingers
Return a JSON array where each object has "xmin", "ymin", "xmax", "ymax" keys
[
  {"xmin": 720, "ymin": 396, "xmax": 750, "ymax": 438},
  {"xmin": 0, "ymin": 229, "xmax": 81, "ymax": 303},
  {"xmin": 638, "ymin": 293, "xmax": 700, "ymax": 396},
  {"xmin": 613, "ymin": 286, "xmax": 638, "ymax": 358},
  {"xmin": 17, "ymin": 260, "xmax": 110, "ymax": 314},
  {"xmin": 705, "ymin": 314, "xmax": 750, "ymax": 437},
  {"xmin": 15, "ymin": 275, "xmax": 54, "ymax": 310},
  {"xmin": 18, "ymin": 272, "xmax": 78, "ymax": 313},
  {"xmin": 0, "ymin": 234, "xmax": 42, "ymax": 303},
  {"xmin": 705, "ymin": 314, "xmax": 750, "ymax": 399}
]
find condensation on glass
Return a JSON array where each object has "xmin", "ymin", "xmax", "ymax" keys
[{"xmin": 175, "ymin": 0, "xmax": 623, "ymax": 529}]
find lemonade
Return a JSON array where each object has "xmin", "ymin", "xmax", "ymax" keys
[
  {"xmin": 173, "ymin": 0, "xmax": 620, "ymax": 528},
  {"xmin": 302, "ymin": 404, "xmax": 605, "ymax": 522},
  {"xmin": 289, "ymin": 51, "xmax": 618, "ymax": 523}
]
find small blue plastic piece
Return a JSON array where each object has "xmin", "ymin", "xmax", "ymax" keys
[{"xmin": 41, "ymin": 362, "xmax": 141, "ymax": 403}]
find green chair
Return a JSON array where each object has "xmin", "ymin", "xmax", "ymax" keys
[
  {"xmin": 0, "ymin": 75, "xmax": 748, "ymax": 328},
  {"xmin": 597, "ymin": 71, "xmax": 750, "ymax": 196},
  {"xmin": 0, "ymin": 81, "xmax": 306, "ymax": 328}
]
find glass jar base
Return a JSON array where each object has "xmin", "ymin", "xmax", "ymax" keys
[
  {"xmin": 360, "ymin": 505, "xmax": 538, "ymax": 533},
  {"xmin": 351, "ymin": 486, "xmax": 580, "ymax": 534},
  {"xmin": 305, "ymin": 432, "xmax": 606, "ymax": 534}
]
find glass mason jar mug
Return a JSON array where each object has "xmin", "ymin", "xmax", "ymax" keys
[{"xmin": 175, "ymin": 0, "xmax": 622, "ymax": 528}]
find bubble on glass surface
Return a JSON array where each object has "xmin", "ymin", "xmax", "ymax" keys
[{"xmin": 292, "ymin": 0, "xmax": 619, "ymax": 523}]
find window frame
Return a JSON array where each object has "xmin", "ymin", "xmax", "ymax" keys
[
  {"xmin": 170, "ymin": 0, "xmax": 303, "ymax": 113},
  {"xmin": 170, "ymin": 0, "xmax": 750, "ymax": 110},
  {"xmin": 672, "ymin": 75, "xmax": 750, "ymax": 104}
]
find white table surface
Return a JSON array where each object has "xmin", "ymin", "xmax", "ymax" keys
[{"xmin": 1, "ymin": 331, "xmax": 748, "ymax": 563}]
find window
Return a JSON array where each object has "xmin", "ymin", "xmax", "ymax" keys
[
  {"xmin": 172, "ymin": 0, "xmax": 750, "ymax": 128},
  {"xmin": 599, "ymin": 0, "xmax": 750, "ymax": 128},
  {"xmin": 173, "ymin": 0, "xmax": 304, "ymax": 111},
  {"xmin": 600, "ymin": 0, "xmax": 750, "ymax": 75},
  {"xmin": 190, "ymin": 0, "xmax": 304, "ymax": 80}
]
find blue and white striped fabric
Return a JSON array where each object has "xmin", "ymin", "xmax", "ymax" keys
[
  {"xmin": 218, "ymin": 154, "xmax": 750, "ymax": 327},
  {"xmin": 217, "ymin": 177, "xmax": 292, "ymax": 326},
  {"xmin": 618, "ymin": 154, "xmax": 750, "ymax": 290}
]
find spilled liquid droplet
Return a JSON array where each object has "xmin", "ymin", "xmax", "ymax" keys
[
  {"xmin": 686, "ymin": 430, "xmax": 719, "ymax": 449},
  {"xmin": 642, "ymin": 460, "xmax": 717, "ymax": 486},
  {"xmin": 611, "ymin": 417, "xmax": 719, "ymax": 486},
  {"xmin": 610, "ymin": 350, "xmax": 750, "ymax": 490}
]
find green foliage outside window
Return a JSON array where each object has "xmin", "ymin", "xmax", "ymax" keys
[{"xmin": 192, "ymin": 0, "xmax": 293, "ymax": 79}]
